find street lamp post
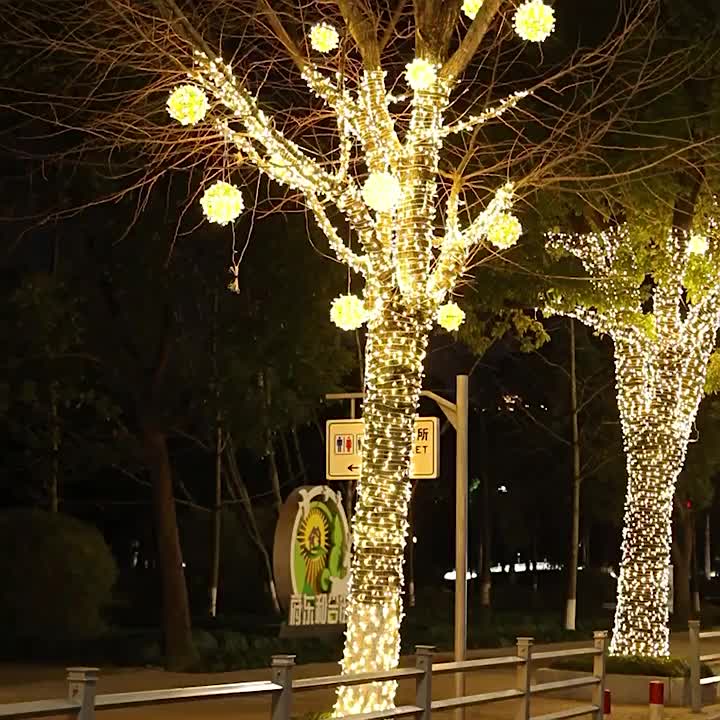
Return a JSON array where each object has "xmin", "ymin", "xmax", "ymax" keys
[{"xmin": 326, "ymin": 375, "xmax": 470, "ymax": 717}]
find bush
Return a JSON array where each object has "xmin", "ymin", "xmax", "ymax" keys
[
  {"xmin": 0, "ymin": 508, "xmax": 117, "ymax": 648},
  {"xmin": 550, "ymin": 655, "xmax": 713, "ymax": 678}
]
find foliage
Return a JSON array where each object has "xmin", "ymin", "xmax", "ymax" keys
[{"xmin": 0, "ymin": 508, "xmax": 117, "ymax": 643}]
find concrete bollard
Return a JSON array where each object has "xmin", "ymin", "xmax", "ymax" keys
[{"xmin": 649, "ymin": 680, "xmax": 664, "ymax": 720}]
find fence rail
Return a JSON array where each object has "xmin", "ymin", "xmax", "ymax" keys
[
  {"xmin": 0, "ymin": 632, "xmax": 608, "ymax": 720},
  {"xmin": 689, "ymin": 620, "xmax": 720, "ymax": 713}
]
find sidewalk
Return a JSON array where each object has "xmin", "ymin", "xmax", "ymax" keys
[{"xmin": 1, "ymin": 632, "xmax": 719, "ymax": 720}]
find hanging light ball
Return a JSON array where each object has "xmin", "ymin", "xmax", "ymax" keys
[
  {"xmin": 689, "ymin": 233, "xmax": 709, "ymax": 256},
  {"xmin": 405, "ymin": 58, "xmax": 437, "ymax": 91},
  {"xmin": 437, "ymin": 302, "xmax": 466, "ymax": 332},
  {"xmin": 513, "ymin": 0, "xmax": 556, "ymax": 43},
  {"xmin": 200, "ymin": 181, "xmax": 245, "ymax": 226},
  {"xmin": 166, "ymin": 84, "xmax": 209, "ymax": 126},
  {"xmin": 362, "ymin": 172, "xmax": 402, "ymax": 214},
  {"xmin": 310, "ymin": 22, "xmax": 340, "ymax": 53},
  {"xmin": 488, "ymin": 213, "xmax": 523, "ymax": 249},
  {"xmin": 330, "ymin": 295, "xmax": 368, "ymax": 331},
  {"xmin": 462, "ymin": 0, "xmax": 485, "ymax": 20}
]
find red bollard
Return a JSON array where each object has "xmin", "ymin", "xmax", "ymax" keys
[
  {"xmin": 603, "ymin": 689, "xmax": 612, "ymax": 717},
  {"xmin": 649, "ymin": 680, "xmax": 664, "ymax": 720}
]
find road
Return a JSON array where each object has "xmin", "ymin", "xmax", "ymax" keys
[{"xmin": 1, "ymin": 634, "xmax": 719, "ymax": 720}]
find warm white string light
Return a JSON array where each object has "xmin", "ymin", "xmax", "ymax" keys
[
  {"xmin": 547, "ymin": 213, "xmax": 720, "ymax": 657},
  {"xmin": 161, "ymin": 8, "xmax": 557, "ymax": 713}
]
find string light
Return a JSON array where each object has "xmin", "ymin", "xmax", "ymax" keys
[
  {"xmin": 547, "ymin": 214, "xmax": 720, "ymax": 658},
  {"xmin": 362, "ymin": 172, "xmax": 402, "ymax": 214},
  {"xmin": 487, "ymin": 212, "xmax": 522, "ymax": 249},
  {"xmin": 158, "ymin": 8, "xmax": 551, "ymax": 710},
  {"xmin": 462, "ymin": 0, "xmax": 485, "ymax": 20},
  {"xmin": 166, "ymin": 84, "xmax": 208, "ymax": 125},
  {"xmin": 405, "ymin": 58, "xmax": 437, "ymax": 91},
  {"xmin": 330, "ymin": 294, "xmax": 368, "ymax": 331},
  {"xmin": 199, "ymin": 181, "xmax": 244, "ymax": 225},
  {"xmin": 310, "ymin": 22, "xmax": 340, "ymax": 53},
  {"xmin": 437, "ymin": 302, "xmax": 466, "ymax": 331},
  {"xmin": 514, "ymin": 0, "xmax": 556, "ymax": 42}
]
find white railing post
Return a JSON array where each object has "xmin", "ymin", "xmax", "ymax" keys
[
  {"xmin": 67, "ymin": 667, "xmax": 99, "ymax": 720},
  {"xmin": 415, "ymin": 645, "xmax": 434, "ymax": 720},
  {"xmin": 515, "ymin": 637, "xmax": 534, "ymax": 720},
  {"xmin": 591, "ymin": 631, "xmax": 608, "ymax": 719},
  {"xmin": 689, "ymin": 620, "xmax": 702, "ymax": 713},
  {"xmin": 271, "ymin": 655, "xmax": 295, "ymax": 720}
]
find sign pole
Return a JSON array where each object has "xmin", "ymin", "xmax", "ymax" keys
[{"xmin": 454, "ymin": 375, "xmax": 469, "ymax": 720}]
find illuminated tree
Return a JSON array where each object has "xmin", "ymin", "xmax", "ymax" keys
[
  {"xmin": 5, "ymin": 0, "xmax": 666, "ymax": 710},
  {"xmin": 546, "ymin": 176, "xmax": 720, "ymax": 657}
]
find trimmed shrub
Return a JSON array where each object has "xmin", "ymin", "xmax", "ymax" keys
[
  {"xmin": 550, "ymin": 655, "xmax": 713, "ymax": 678},
  {"xmin": 0, "ymin": 508, "xmax": 117, "ymax": 646}
]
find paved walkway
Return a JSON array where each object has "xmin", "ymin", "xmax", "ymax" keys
[{"xmin": 2, "ymin": 634, "xmax": 720, "ymax": 720}]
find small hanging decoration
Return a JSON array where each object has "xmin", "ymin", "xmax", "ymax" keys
[
  {"xmin": 487, "ymin": 213, "xmax": 522, "ymax": 249},
  {"xmin": 310, "ymin": 22, "xmax": 340, "ymax": 53},
  {"xmin": 330, "ymin": 294, "xmax": 368, "ymax": 331},
  {"xmin": 513, "ymin": 0, "xmax": 556, "ymax": 43},
  {"xmin": 689, "ymin": 233, "xmax": 709, "ymax": 256},
  {"xmin": 362, "ymin": 172, "xmax": 402, "ymax": 214},
  {"xmin": 200, "ymin": 181, "xmax": 245, "ymax": 226},
  {"xmin": 405, "ymin": 58, "xmax": 437, "ymax": 91},
  {"xmin": 437, "ymin": 302, "xmax": 466, "ymax": 331},
  {"xmin": 462, "ymin": 0, "xmax": 485, "ymax": 20},
  {"xmin": 166, "ymin": 84, "xmax": 209, "ymax": 126}
]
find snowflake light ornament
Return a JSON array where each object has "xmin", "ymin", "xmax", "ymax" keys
[
  {"xmin": 166, "ymin": 85, "xmax": 209, "ymax": 126},
  {"xmin": 310, "ymin": 22, "xmax": 339, "ymax": 53},
  {"xmin": 200, "ymin": 181, "xmax": 245, "ymax": 226},
  {"xmin": 362, "ymin": 172, "xmax": 402, "ymax": 214},
  {"xmin": 330, "ymin": 295, "xmax": 368, "ymax": 331},
  {"xmin": 689, "ymin": 233, "xmax": 709, "ymax": 256},
  {"xmin": 488, "ymin": 213, "xmax": 522, "ymax": 249},
  {"xmin": 462, "ymin": 0, "xmax": 485, "ymax": 20},
  {"xmin": 514, "ymin": 0, "xmax": 556, "ymax": 43},
  {"xmin": 405, "ymin": 58, "xmax": 437, "ymax": 91},
  {"xmin": 437, "ymin": 302, "xmax": 466, "ymax": 331}
]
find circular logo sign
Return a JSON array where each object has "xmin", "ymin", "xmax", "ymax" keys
[{"xmin": 273, "ymin": 486, "xmax": 351, "ymax": 613}]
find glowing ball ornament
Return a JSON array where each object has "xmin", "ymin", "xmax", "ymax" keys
[
  {"xmin": 513, "ymin": 0, "xmax": 556, "ymax": 42},
  {"xmin": 330, "ymin": 294, "xmax": 368, "ymax": 331},
  {"xmin": 362, "ymin": 172, "xmax": 402, "ymax": 214},
  {"xmin": 689, "ymin": 233, "xmax": 709, "ymax": 256},
  {"xmin": 200, "ymin": 181, "xmax": 245, "ymax": 226},
  {"xmin": 309, "ymin": 22, "xmax": 339, "ymax": 53},
  {"xmin": 166, "ymin": 84, "xmax": 209, "ymax": 126},
  {"xmin": 462, "ymin": 0, "xmax": 485, "ymax": 20},
  {"xmin": 405, "ymin": 58, "xmax": 437, "ymax": 91},
  {"xmin": 437, "ymin": 302, "xmax": 466, "ymax": 331},
  {"xmin": 488, "ymin": 213, "xmax": 522, "ymax": 249}
]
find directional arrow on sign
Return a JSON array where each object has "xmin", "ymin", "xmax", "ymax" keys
[{"xmin": 347, "ymin": 464, "xmax": 360, "ymax": 472}]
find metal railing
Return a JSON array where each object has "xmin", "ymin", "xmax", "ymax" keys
[
  {"xmin": 0, "ymin": 632, "xmax": 608, "ymax": 720},
  {"xmin": 689, "ymin": 619, "xmax": 720, "ymax": 712}
]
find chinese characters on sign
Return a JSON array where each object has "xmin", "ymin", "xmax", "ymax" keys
[
  {"xmin": 288, "ymin": 593, "xmax": 347, "ymax": 626},
  {"xmin": 326, "ymin": 417, "xmax": 439, "ymax": 480}
]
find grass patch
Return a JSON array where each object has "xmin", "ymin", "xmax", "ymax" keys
[{"xmin": 549, "ymin": 655, "xmax": 713, "ymax": 678}]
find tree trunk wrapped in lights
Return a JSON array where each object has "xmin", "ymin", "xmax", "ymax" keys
[
  {"xmin": 547, "ymin": 183, "xmax": 720, "ymax": 657},
  {"xmin": 11, "ymin": 0, "xmax": 658, "ymax": 710}
]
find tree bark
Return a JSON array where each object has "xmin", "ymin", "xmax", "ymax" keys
[
  {"xmin": 210, "ymin": 419, "xmax": 222, "ymax": 617},
  {"xmin": 142, "ymin": 423, "xmax": 197, "ymax": 670},
  {"xmin": 335, "ymin": 302, "xmax": 429, "ymax": 715}
]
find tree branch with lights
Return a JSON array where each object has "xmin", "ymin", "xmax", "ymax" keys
[{"xmin": 546, "ymin": 173, "xmax": 720, "ymax": 657}]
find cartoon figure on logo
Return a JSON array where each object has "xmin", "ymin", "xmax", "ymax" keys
[{"xmin": 292, "ymin": 488, "xmax": 349, "ymax": 597}]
